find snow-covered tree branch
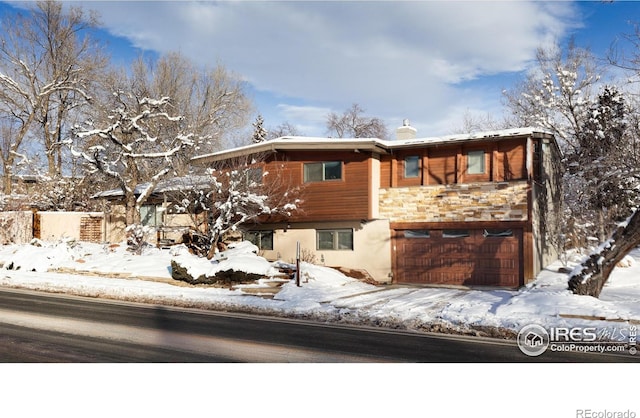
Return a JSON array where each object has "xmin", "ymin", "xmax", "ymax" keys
[
  {"xmin": 175, "ymin": 154, "xmax": 301, "ymax": 258},
  {"xmin": 0, "ymin": 1, "xmax": 106, "ymax": 193},
  {"xmin": 71, "ymin": 90, "xmax": 196, "ymax": 225}
]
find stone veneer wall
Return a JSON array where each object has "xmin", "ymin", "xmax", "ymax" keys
[{"xmin": 378, "ymin": 181, "xmax": 529, "ymax": 223}]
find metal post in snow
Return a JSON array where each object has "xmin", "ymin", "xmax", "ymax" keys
[{"xmin": 296, "ymin": 241, "xmax": 301, "ymax": 287}]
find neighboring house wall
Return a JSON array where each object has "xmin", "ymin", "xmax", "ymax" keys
[
  {"xmin": 105, "ymin": 205, "xmax": 127, "ymax": 244},
  {"xmin": 36, "ymin": 212, "xmax": 105, "ymax": 243},
  {"xmin": 104, "ymin": 203, "xmax": 204, "ymax": 245}
]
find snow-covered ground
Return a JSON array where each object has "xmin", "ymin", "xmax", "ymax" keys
[
  {"xmin": 1, "ymin": 239, "xmax": 638, "ymax": 417},
  {"xmin": 1, "ymin": 238, "xmax": 639, "ymax": 342}
]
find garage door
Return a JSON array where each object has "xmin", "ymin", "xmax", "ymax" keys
[{"xmin": 394, "ymin": 228, "xmax": 523, "ymax": 287}]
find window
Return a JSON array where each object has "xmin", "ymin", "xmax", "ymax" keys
[
  {"xmin": 443, "ymin": 229, "xmax": 470, "ymax": 238},
  {"xmin": 467, "ymin": 150, "xmax": 485, "ymax": 175},
  {"xmin": 140, "ymin": 205, "xmax": 162, "ymax": 227},
  {"xmin": 404, "ymin": 156, "xmax": 420, "ymax": 178},
  {"xmin": 483, "ymin": 229, "xmax": 513, "ymax": 238},
  {"xmin": 304, "ymin": 161, "xmax": 342, "ymax": 182},
  {"xmin": 317, "ymin": 229, "xmax": 353, "ymax": 250},
  {"xmin": 245, "ymin": 231, "xmax": 274, "ymax": 250},
  {"xmin": 404, "ymin": 230, "xmax": 430, "ymax": 238},
  {"xmin": 246, "ymin": 167, "xmax": 263, "ymax": 186}
]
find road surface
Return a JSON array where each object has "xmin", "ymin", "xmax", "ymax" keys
[{"xmin": 0, "ymin": 287, "xmax": 636, "ymax": 362}]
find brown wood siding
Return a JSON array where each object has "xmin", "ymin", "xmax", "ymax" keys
[
  {"xmin": 384, "ymin": 138, "xmax": 528, "ymax": 187},
  {"xmin": 497, "ymin": 139, "xmax": 527, "ymax": 181},
  {"xmin": 396, "ymin": 150, "xmax": 423, "ymax": 187},
  {"xmin": 380, "ymin": 155, "xmax": 392, "ymax": 188},
  {"xmin": 427, "ymin": 147, "xmax": 457, "ymax": 185},
  {"xmin": 80, "ymin": 216, "xmax": 103, "ymax": 243},
  {"xmin": 265, "ymin": 150, "xmax": 371, "ymax": 222},
  {"xmin": 32, "ymin": 212, "xmax": 41, "ymax": 239},
  {"xmin": 460, "ymin": 146, "xmax": 491, "ymax": 183}
]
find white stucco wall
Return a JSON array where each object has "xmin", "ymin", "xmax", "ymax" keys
[
  {"xmin": 251, "ymin": 219, "xmax": 393, "ymax": 283},
  {"xmin": 37, "ymin": 211, "xmax": 104, "ymax": 242}
]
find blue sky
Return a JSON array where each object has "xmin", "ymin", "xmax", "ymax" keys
[{"xmin": 1, "ymin": 1, "xmax": 639, "ymax": 138}]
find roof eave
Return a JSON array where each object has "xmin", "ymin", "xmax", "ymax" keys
[{"xmin": 191, "ymin": 138, "xmax": 389, "ymax": 164}]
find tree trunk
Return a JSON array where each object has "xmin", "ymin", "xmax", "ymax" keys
[
  {"xmin": 3, "ymin": 172, "xmax": 12, "ymax": 195},
  {"xmin": 124, "ymin": 192, "xmax": 140, "ymax": 226},
  {"xmin": 568, "ymin": 209, "xmax": 640, "ymax": 297}
]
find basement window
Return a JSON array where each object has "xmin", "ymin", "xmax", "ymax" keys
[
  {"xmin": 404, "ymin": 230, "xmax": 430, "ymax": 238},
  {"xmin": 245, "ymin": 230, "xmax": 274, "ymax": 250},
  {"xmin": 317, "ymin": 229, "xmax": 353, "ymax": 250},
  {"xmin": 443, "ymin": 229, "xmax": 470, "ymax": 238},
  {"xmin": 304, "ymin": 161, "xmax": 342, "ymax": 182},
  {"xmin": 483, "ymin": 229, "xmax": 513, "ymax": 238}
]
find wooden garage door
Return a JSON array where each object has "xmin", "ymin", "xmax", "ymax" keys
[{"xmin": 394, "ymin": 228, "xmax": 523, "ymax": 287}]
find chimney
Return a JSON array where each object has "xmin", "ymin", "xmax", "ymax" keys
[{"xmin": 396, "ymin": 119, "xmax": 417, "ymax": 140}]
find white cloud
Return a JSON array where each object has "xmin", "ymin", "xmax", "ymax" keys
[{"xmin": 70, "ymin": 0, "xmax": 580, "ymax": 135}]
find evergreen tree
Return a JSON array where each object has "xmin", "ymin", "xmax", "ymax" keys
[{"xmin": 252, "ymin": 114, "xmax": 268, "ymax": 143}]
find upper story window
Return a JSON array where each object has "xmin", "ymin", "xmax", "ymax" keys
[
  {"xmin": 404, "ymin": 156, "xmax": 420, "ymax": 178},
  {"xmin": 467, "ymin": 150, "xmax": 485, "ymax": 175},
  {"xmin": 304, "ymin": 161, "xmax": 342, "ymax": 182}
]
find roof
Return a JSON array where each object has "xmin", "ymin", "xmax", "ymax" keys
[
  {"xmin": 92, "ymin": 175, "xmax": 213, "ymax": 199},
  {"xmin": 191, "ymin": 127, "xmax": 555, "ymax": 164}
]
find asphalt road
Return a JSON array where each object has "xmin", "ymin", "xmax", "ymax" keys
[{"xmin": 0, "ymin": 287, "xmax": 637, "ymax": 362}]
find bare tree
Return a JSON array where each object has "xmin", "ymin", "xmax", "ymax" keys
[
  {"xmin": 0, "ymin": 0, "xmax": 105, "ymax": 193},
  {"xmin": 71, "ymin": 90, "xmax": 196, "ymax": 225},
  {"xmin": 326, "ymin": 103, "xmax": 388, "ymax": 139},
  {"xmin": 504, "ymin": 43, "xmax": 602, "ymax": 153},
  {"xmin": 139, "ymin": 52, "xmax": 252, "ymax": 172},
  {"xmin": 455, "ymin": 109, "xmax": 514, "ymax": 134},
  {"xmin": 267, "ymin": 121, "xmax": 303, "ymax": 139}
]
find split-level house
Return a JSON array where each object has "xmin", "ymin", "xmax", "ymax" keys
[{"xmin": 192, "ymin": 124, "xmax": 562, "ymax": 288}]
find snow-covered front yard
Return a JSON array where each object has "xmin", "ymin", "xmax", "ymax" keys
[
  {"xmin": 1, "ymin": 238, "xmax": 639, "ymax": 341},
  {"xmin": 1, "ymin": 238, "xmax": 638, "ymax": 418}
]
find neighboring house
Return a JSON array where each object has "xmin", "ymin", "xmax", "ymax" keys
[
  {"xmin": 192, "ymin": 124, "xmax": 562, "ymax": 288},
  {"xmin": 93, "ymin": 176, "xmax": 212, "ymax": 245}
]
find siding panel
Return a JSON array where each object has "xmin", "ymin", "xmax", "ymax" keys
[
  {"xmin": 427, "ymin": 147, "xmax": 457, "ymax": 185},
  {"xmin": 264, "ymin": 151, "xmax": 371, "ymax": 222}
]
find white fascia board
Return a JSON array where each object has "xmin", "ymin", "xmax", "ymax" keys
[
  {"xmin": 191, "ymin": 137, "xmax": 388, "ymax": 164},
  {"xmin": 191, "ymin": 128, "xmax": 556, "ymax": 164}
]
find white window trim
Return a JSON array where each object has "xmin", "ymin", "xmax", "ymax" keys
[{"xmin": 316, "ymin": 229, "xmax": 354, "ymax": 251}]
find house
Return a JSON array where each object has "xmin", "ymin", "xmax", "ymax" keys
[
  {"xmin": 92, "ymin": 176, "xmax": 213, "ymax": 245},
  {"xmin": 191, "ymin": 124, "xmax": 562, "ymax": 288}
]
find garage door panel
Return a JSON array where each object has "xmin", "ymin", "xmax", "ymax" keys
[{"xmin": 395, "ymin": 228, "xmax": 523, "ymax": 287}]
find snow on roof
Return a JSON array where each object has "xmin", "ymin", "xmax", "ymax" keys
[
  {"xmin": 92, "ymin": 175, "xmax": 213, "ymax": 199},
  {"xmin": 191, "ymin": 127, "xmax": 554, "ymax": 164}
]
